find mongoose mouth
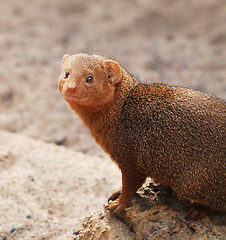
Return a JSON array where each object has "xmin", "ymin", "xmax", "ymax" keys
[
  {"xmin": 63, "ymin": 93, "xmax": 88, "ymax": 103},
  {"xmin": 63, "ymin": 94, "xmax": 82, "ymax": 101}
]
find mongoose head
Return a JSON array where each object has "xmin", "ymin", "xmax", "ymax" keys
[{"xmin": 58, "ymin": 53, "xmax": 122, "ymax": 108}]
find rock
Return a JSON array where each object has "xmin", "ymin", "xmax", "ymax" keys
[
  {"xmin": 73, "ymin": 211, "xmax": 135, "ymax": 240},
  {"xmin": 74, "ymin": 180, "xmax": 226, "ymax": 240}
]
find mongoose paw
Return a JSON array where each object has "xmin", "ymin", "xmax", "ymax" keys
[
  {"xmin": 186, "ymin": 206, "xmax": 215, "ymax": 220},
  {"xmin": 106, "ymin": 198, "xmax": 120, "ymax": 212},
  {"xmin": 108, "ymin": 187, "xmax": 122, "ymax": 202},
  {"xmin": 105, "ymin": 198, "xmax": 125, "ymax": 218}
]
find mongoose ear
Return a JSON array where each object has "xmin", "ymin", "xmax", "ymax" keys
[
  {"xmin": 105, "ymin": 60, "xmax": 122, "ymax": 85},
  {"xmin": 62, "ymin": 54, "xmax": 70, "ymax": 64}
]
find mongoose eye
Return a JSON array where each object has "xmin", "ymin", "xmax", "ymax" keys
[
  {"xmin": 85, "ymin": 75, "xmax": 93, "ymax": 83},
  {"xmin": 64, "ymin": 70, "xmax": 70, "ymax": 79}
]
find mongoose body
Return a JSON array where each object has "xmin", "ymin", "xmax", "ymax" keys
[{"xmin": 58, "ymin": 53, "xmax": 226, "ymax": 218}]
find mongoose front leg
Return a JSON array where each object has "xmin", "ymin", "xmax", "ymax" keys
[{"xmin": 107, "ymin": 170, "xmax": 146, "ymax": 217}]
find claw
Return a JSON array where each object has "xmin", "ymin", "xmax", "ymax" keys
[
  {"xmin": 105, "ymin": 198, "xmax": 125, "ymax": 218},
  {"xmin": 108, "ymin": 188, "xmax": 122, "ymax": 202},
  {"xmin": 108, "ymin": 198, "xmax": 120, "ymax": 212}
]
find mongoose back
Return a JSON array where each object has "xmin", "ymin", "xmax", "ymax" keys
[{"xmin": 58, "ymin": 53, "xmax": 226, "ymax": 219}]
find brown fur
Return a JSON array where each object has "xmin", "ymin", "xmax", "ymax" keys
[{"xmin": 58, "ymin": 53, "xmax": 226, "ymax": 216}]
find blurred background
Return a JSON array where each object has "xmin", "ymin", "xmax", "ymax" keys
[{"xmin": 0, "ymin": 0, "xmax": 225, "ymax": 156}]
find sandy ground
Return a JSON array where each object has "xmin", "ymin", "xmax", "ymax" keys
[
  {"xmin": 0, "ymin": 130, "xmax": 121, "ymax": 239},
  {"xmin": 0, "ymin": 0, "xmax": 225, "ymax": 239}
]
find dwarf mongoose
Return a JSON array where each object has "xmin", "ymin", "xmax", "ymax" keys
[{"xmin": 58, "ymin": 53, "xmax": 225, "ymax": 219}]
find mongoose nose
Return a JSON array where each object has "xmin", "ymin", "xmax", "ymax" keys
[{"xmin": 67, "ymin": 86, "xmax": 77, "ymax": 93}]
